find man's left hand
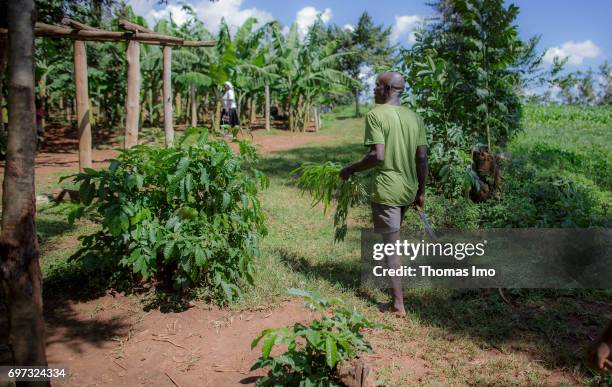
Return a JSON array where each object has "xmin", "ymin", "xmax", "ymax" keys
[{"xmin": 339, "ymin": 167, "xmax": 353, "ymax": 181}]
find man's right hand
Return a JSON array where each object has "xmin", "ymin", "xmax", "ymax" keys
[
  {"xmin": 339, "ymin": 166, "xmax": 353, "ymax": 181},
  {"xmin": 413, "ymin": 190, "xmax": 425, "ymax": 211}
]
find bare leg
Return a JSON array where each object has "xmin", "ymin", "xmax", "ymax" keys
[
  {"xmin": 588, "ymin": 321, "xmax": 612, "ymax": 372},
  {"xmin": 383, "ymin": 229, "xmax": 406, "ymax": 316}
]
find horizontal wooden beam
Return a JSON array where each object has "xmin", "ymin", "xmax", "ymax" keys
[
  {"xmin": 62, "ymin": 18, "xmax": 101, "ymax": 31},
  {"xmin": 119, "ymin": 19, "xmax": 154, "ymax": 34},
  {"xmin": 0, "ymin": 22, "xmax": 215, "ymax": 47}
]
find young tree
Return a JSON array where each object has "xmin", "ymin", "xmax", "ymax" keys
[
  {"xmin": 404, "ymin": 0, "xmax": 541, "ymax": 150},
  {"xmin": 1, "ymin": 0, "xmax": 49, "ymax": 371},
  {"xmin": 597, "ymin": 60, "xmax": 611, "ymax": 105},
  {"xmin": 575, "ymin": 69, "xmax": 597, "ymax": 105},
  {"xmin": 401, "ymin": 0, "xmax": 541, "ymax": 197},
  {"xmin": 328, "ymin": 12, "xmax": 396, "ymax": 116}
]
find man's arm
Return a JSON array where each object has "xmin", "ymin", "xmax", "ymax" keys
[
  {"xmin": 340, "ymin": 144, "xmax": 384, "ymax": 180},
  {"xmin": 413, "ymin": 145, "xmax": 428, "ymax": 209}
]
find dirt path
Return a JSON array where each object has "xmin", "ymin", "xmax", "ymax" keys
[{"xmin": 0, "ymin": 125, "xmax": 332, "ymax": 199}]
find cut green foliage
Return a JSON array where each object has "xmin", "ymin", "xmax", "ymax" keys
[
  {"xmin": 66, "ymin": 128, "xmax": 268, "ymax": 304},
  {"xmin": 251, "ymin": 289, "xmax": 386, "ymax": 386},
  {"xmin": 290, "ymin": 162, "xmax": 368, "ymax": 242}
]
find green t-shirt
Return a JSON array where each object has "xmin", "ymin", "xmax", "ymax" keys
[{"xmin": 364, "ymin": 104, "xmax": 427, "ymax": 206}]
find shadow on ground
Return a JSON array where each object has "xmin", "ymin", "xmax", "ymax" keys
[{"xmin": 277, "ymin": 242, "xmax": 611, "ymax": 372}]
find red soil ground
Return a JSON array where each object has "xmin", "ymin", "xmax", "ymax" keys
[{"xmin": 0, "ymin": 122, "xmax": 352, "ymax": 386}]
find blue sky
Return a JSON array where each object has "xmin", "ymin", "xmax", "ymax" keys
[{"xmin": 129, "ymin": 0, "xmax": 610, "ymax": 72}]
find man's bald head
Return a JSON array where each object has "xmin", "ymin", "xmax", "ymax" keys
[
  {"xmin": 374, "ymin": 72, "xmax": 405, "ymax": 104},
  {"xmin": 379, "ymin": 72, "xmax": 406, "ymax": 90}
]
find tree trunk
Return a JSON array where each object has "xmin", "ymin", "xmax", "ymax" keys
[
  {"xmin": 162, "ymin": 46, "xmax": 173, "ymax": 147},
  {"xmin": 287, "ymin": 90, "xmax": 293, "ymax": 132},
  {"xmin": 313, "ymin": 105, "xmax": 320, "ymax": 132},
  {"xmin": 1, "ymin": 0, "xmax": 49, "ymax": 375},
  {"xmin": 124, "ymin": 40, "xmax": 140, "ymax": 148},
  {"xmin": 249, "ymin": 97, "xmax": 256, "ymax": 124},
  {"xmin": 264, "ymin": 84, "xmax": 270, "ymax": 131},
  {"xmin": 190, "ymin": 83, "xmax": 196, "ymax": 128},
  {"xmin": 296, "ymin": 93, "xmax": 304, "ymax": 132},
  {"xmin": 0, "ymin": 36, "xmax": 6, "ymax": 134},
  {"xmin": 146, "ymin": 88, "xmax": 153, "ymax": 126},
  {"xmin": 74, "ymin": 40, "xmax": 92, "ymax": 170},
  {"xmin": 201, "ymin": 93, "xmax": 208, "ymax": 124},
  {"xmin": 175, "ymin": 92, "xmax": 181, "ymax": 123},
  {"xmin": 354, "ymin": 88, "xmax": 360, "ymax": 117}
]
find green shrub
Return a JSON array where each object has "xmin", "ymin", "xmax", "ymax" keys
[
  {"xmin": 67, "ymin": 128, "xmax": 268, "ymax": 304},
  {"xmin": 251, "ymin": 289, "xmax": 385, "ymax": 386}
]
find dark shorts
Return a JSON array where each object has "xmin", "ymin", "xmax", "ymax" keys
[
  {"xmin": 371, "ymin": 202, "xmax": 409, "ymax": 233},
  {"xmin": 222, "ymin": 108, "xmax": 240, "ymax": 127}
]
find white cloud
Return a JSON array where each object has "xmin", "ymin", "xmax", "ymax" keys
[
  {"xmin": 543, "ymin": 40, "xmax": 602, "ymax": 66},
  {"xmin": 391, "ymin": 15, "xmax": 423, "ymax": 45},
  {"xmin": 140, "ymin": 0, "xmax": 274, "ymax": 35},
  {"xmin": 295, "ymin": 6, "xmax": 333, "ymax": 38},
  {"xmin": 343, "ymin": 24, "xmax": 354, "ymax": 32},
  {"xmin": 147, "ymin": 4, "xmax": 190, "ymax": 27}
]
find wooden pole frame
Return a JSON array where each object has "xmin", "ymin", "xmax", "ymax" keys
[
  {"xmin": 74, "ymin": 40, "xmax": 92, "ymax": 171},
  {"xmin": 0, "ymin": 23, "xmax": 215, "ymax": 47},
  {"xmin": 163, "ymin": 46, "xmax": 173, "ymax": 147},
  {"xmin": 0, "ymin": 19, "xmax": 215, "ymax": 169},
  {"xmin": 265, "ymin": 84, "xmax": 270, "ymax": 131},
  {"xmin": 124, "ymin": 40, "xmax": 140, "ymax": 148}
]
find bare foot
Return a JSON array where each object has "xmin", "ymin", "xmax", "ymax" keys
[
  {"xmin": 378, "ymin": 302, "xmax": 407, "ymax": 317},
  {"xmin": 594, "ymin": 341, "xmax": 611, "ymax": 372},
  {"xmin": 587, "ymin": 324, "xmax": 612, "ymax": 373}
]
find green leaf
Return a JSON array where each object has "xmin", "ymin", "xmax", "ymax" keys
[
  {"xmin": 163, "ymin": 241, "xmax": 175, "ymax": 260},
  {"xmin": 261, "ymin": 334, "xmax": 276, "ymax": 358},
  {"xmin": 251, "ymin": 329, "xmax": 273, "ymax": 349},
  {"xmin": 325, "ymin": 336, "xmax": 338, "ymax": 368},
  {"xmin": 194, "ymin": 246, "xmax": 206, "ymax": 266}
]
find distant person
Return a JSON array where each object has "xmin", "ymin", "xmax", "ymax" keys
[
  {"xmin": 221, "ymin": 81, "xmax": 240, "ymax": 128},
  {"xmin": 340, "ymin": 72, "xmax": 428, "ymax": 316}
]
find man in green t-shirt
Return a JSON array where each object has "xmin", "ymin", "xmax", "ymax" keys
[{"xmin": 340, "ymin": 72, "xmax": 428, "ymax": 316}]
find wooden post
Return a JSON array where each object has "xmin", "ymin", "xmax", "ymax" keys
[
  {"xmin": 190, "ymin": 83, "xmax": 197, "ymax": 127},
  {"xmin": 74, "ymin": 40, "xmax": 91, "ymax": 171},
  {"xmin": 124, "ymin": 40, "xmax": 140, "ymax": 148},
  {"xmin": 163, "ymin": 46, "xmax": 173, "ymax": 147},
  {"xmin": 265, "ymin": 84, "xmax": 270, "ymax": 131}
]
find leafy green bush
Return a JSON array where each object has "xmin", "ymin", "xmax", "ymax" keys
[
  {"xmin": 478, "ymin": 161, "xmax": 609, "ymax": 228},
  {"xmin": 251, "ymin": 289, "xmax": 385, "ymax": 386},
  {"xmin": 67, "ymin": 128, "xmax": 268, "ymax": 303},
  {"xmin": 290, "ymin": 162, "xmax": 368, "ymax": 241}
]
